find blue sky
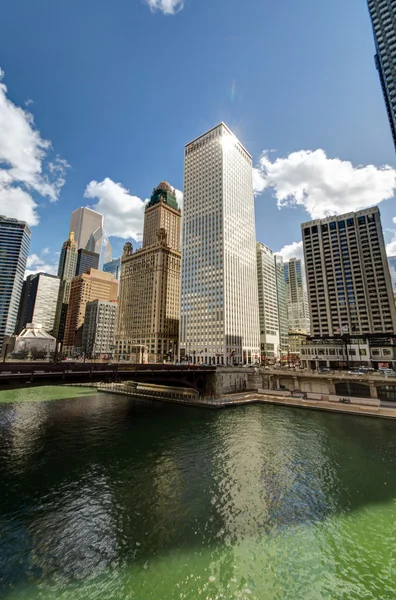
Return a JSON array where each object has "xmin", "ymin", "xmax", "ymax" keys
[{"xmin": 1, "ymin": 0, "xmax": 396, "ymax": 274}]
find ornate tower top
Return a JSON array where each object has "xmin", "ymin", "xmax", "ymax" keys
[
  {"xmin": 146, "ymin": 181, "xmax": 179, "ymax": 211},
  {"xmin": 123, "ymin": 242, "xmax": 133, "ymax": 257},
  {"xmin": 155, "ymin": 181, "xmax": 174, "ymax": 193}
]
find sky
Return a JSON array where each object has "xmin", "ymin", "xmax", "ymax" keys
[{"xmin": 1, "ymin": 0, "xmax": 396, "ymax": 276}]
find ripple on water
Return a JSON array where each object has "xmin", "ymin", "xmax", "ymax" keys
[{"xmin": 0, "ymin": 392, "xmax": 396, "ymax": 599}]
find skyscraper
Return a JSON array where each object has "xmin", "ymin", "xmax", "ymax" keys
[
  {"xmin": 103, "ymin": 258, "xmax": 121, "ymax": 281},
  {"xmin": 256, "ymin": 243, "xmax": 288, "ymax": 362},
  {"xmin": 0, "ymin": 216, "xmax": 31, "ymax": 352},
  {"xmin": 63, "ymin": 269, "xmax": 118, "ymax": 354},
  {"xmin": 367, "ymin": 0, "xmax": 396, "ymax": 149},
  {"xmin": 284, "ymin": 258, "xmax": 310, "ymax": 333},
  {"xmin": 115, "ymin": 182, "xmax": 181, "ymax": 363},
  {"xmin": 275, "ymin": 255, "xmax": 289, "ymax": 353},
  {"xmin": 388, "ymin": 255, "xmax": 396, "ymax": 294},
  {"xmin": 17, "ymin": 273, "xmax": 60, "ymax": 334},
  {"xmin": 76, "ymin": 248, "xmax": 100, "ymax": 275},
  {"xmin": 69, "ymin": 207, "xmax": 104, "ymax": 254},
  {"xmin": 302, "ymin": 207, "xmax": 396, "ymax": 337},
  {"xmin": 82, "ymin": 300, "xmax": 117, "ymax": 358},
  {"xmin": 180, "ymin": 123, "xmax": 260, "ymax": 365},
  {"xmin": 53, "ymin": 232, "xmax": 78, "ymax": 341}
]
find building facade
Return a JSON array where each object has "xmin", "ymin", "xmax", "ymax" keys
[
  {"xmin": 301, "ymin": 335, "xmax": 396, "ymax": 370},
  {"xmin": 256, "ymin": 243, "xmax": 288, "ymax": 362},
  {"xmin": 17, "ymin": 273, "xmax": 60, "ymax": 334},
  {"xmin": 63, "ymin": 268, "xmax": 118, "ymax": 355},
  {"xmin": 0, "ymin": 216, "xmax": 31, "ymax": 352},
  {"xmin": 302, "ymin": 207, "xmax": 396, "ymax": 337},
  {"xmin": 69, "ymin": 207, "xmax": 104, "ymax": 254},
  {"xmin": 284, "ymin": 258, "xmax": 310, "ymax": 333},
  {"xmin": 82, "ymin": 300, "xmax": 117, "ymax": 358},
  {"xmin": 367, "ymin": 0, "xmax": 396, "ymax": 150},
  {"xmin": 180, "ymin": 123, "xmax": 260, "ymax": 365},
  {"xmin": 53, "ymin": 232, "xmax": 78, "ymax": 341},
  {"xmin": 76, "ymin": 248, "xmax": 100, "ymax": 275},
  {"xmin": 115, "ymin": 182, "xmax": 181, "ymax": 363},
  {"xmin": 388, "ymin": 255, "xmax": 396, "ymax": 294},
  {"xmin": 103, "ymin": 258, "xmax": 121, "ymax": 281}
]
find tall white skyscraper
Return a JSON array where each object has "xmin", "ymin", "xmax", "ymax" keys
[
  {"xmin": 180, "ymin": 123, "xmax": 260, "ymax": 365},
  {"xmin": 256, "ymin": 243, "xmax": 288, "ymax": 362},
  {"xmin": 284, "ymin": 257, "xmax": 310, "ymax": 333}
]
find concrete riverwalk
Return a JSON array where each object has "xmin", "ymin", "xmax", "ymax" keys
[{"xmin": 95, "ymin": 382, "xmax": 396, "ymax": 419}]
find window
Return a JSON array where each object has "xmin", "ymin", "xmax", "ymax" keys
[
  {"xmin": 338, "ymin": 220, "xmax": 346, "ymax": 229},
  {"xmin": 321, "ymin": 224, "xmax": 328, "ymax": 232},
  {"xmin": 358, "ymin": 216, "xmax": 366, "ymax": 225},
  {"xmin": 330, "ymin": 222, "xmax": 336, "ymax": 230}
]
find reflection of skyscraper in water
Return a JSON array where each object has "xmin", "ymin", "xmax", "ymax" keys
[{"xmin": 69, "ymin": 207, "xmax": 112, "ymax": 267}]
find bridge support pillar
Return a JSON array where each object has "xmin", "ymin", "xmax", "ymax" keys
[{"xmin": 369, "ymin": 382, "xmax": 378, "ymax": 399}]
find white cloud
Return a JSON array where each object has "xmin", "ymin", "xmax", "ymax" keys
[
  {"xmin": 0, "ymin": 67, "xmax": 69, "ymax": 226},
  {"xmin": 144, "ymin": 0, "xmax": 184, "ymax": 14},
  {"xmin": 84, "ymin": 178, "xmax": 183, "ymax": 241},
  {"xmin": 277, "ymin": 240, "xmax": 304, "ymax": 262},
  {"xmin": 253, "ymin": 149, "xmax": 396, "ymax": 220},
  {"xmin": 84, "ymin": 178, "xmax": 147, "ymax": 241},
  {"xmin": 25, "ymin": 251, "xmax": 58, "ymax": 278},
  {"xmin": 386, "ymin": 219, "xmax": 396, "ymax": 256},
  {"xmin": 0, "ymin": 186, "xmax": 39, "ymax": 226},
  {"xmin": 386, "ymin": 239, "xmax": 396, "ymax": 256},
  {"xmin": 175, "ymin": 189, "xmax": 183, "ymax": 210}
]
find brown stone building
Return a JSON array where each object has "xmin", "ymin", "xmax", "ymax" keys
[
  {"xmin": 115, "ymin": 182, "xmax": 181, "ymax": 363},
  {"xmin": 63, "ymin": 268, "xmax": 118, "ymax": 355}
]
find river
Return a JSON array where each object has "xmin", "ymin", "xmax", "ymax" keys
[{"xmin": 0, "ymin": 386, "xmax": 396, "ymax": 599}]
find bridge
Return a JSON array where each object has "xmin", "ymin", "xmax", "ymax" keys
[{"xmin": 0, "ymin": 363, "xmax": 262, "ymax": 396}]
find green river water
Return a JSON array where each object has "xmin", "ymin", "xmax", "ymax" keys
[{"xmin": 0, "ymin": 386, "xmax": 395, "ymax": 600}]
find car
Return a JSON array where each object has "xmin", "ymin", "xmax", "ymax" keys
[
  {"xmin": 348, "ymin": 369, "xmax": 365, "ymax": 375},
  {"xmin": 379, "ymin": 368, "xmax": 396, "ymax": 376},
  {"xmin": 318, "ymin": 368, "xmax": 330, "ymax": 373}
]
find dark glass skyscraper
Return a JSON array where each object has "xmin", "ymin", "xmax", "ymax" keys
[
  {"xmin": 76, "ymin": 248, "xmax": 99, "ymax": 275},
  {"xmin": 0, "ymin": 216, "xmax": 31, "ymax": 351},
  {"xmin": 367, "ymin": 0, "xmax": 396, "ymax": 149}
]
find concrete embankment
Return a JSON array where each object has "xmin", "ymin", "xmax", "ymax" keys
[{"xmin": 96, "ymin": 382, "xmax": 396, "ymax": 419}]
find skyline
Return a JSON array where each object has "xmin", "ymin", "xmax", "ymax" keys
[{"xmin": 1, "ymin": 0, "xmax": 396, "ymax": 274}]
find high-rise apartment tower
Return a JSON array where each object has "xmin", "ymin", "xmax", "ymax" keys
[
  {"xmin": 367, "ymin": 0, "xmax": 396, "ymax": 150},
  {"xmin": 180, "ymin": 123, "xmax": 260, "ymax": 365},
  {"xmin": 0, "ymin": 216, "xmax": 31, "ymax": 351},
  {"xmin": 302, "ymin": 207, "xmax": 396, "ymax": 337}
]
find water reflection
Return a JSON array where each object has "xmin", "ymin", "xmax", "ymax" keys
[{"xmin": 0, "ymin": 390, "xmax": 396, "ymax": 599}]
